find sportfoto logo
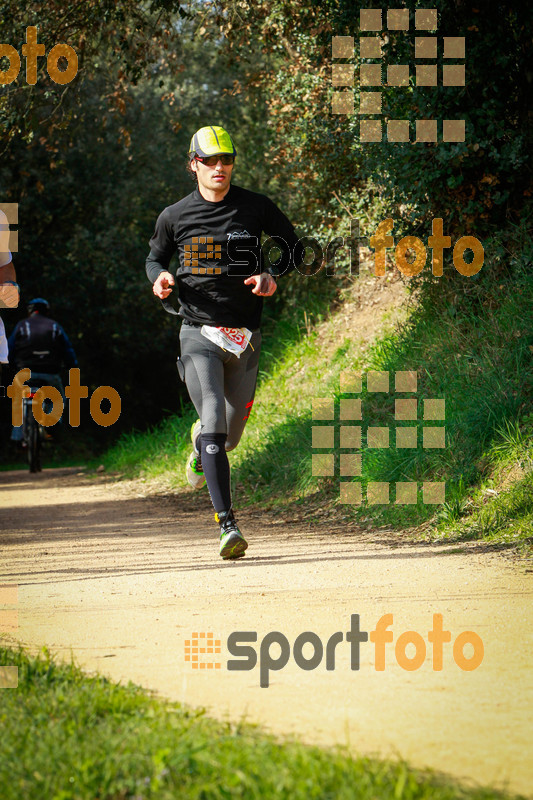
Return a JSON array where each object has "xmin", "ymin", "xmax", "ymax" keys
[
  {"xmin": 193, "ymin": 218, "xmax": 483, "ymax": 278},
  {"xmin": 185, "ymin": 614, "xmax": 484, "ymax": 688},
  {"xmin": 0, "ymin": 26, "xmax": 78, "ymax": 86},
  {"xmin": 370, "ymin": 218, "xmax": 483, "ymax": 277},
  {"xmin": 7, "ymin": 368, "xmax": 122, "ymax": 428},
  {"xmin": 184, "ymin": 236, "xmax": 222, "ymax": 275}
]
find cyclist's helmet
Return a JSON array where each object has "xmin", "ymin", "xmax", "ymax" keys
[
  {"xmin": 188, "ymin": 126, "xmax": 237, "ymax": 159},
  {"xmin": 28, "ymin": 297, "xmax": 50, "ymax": 314}
]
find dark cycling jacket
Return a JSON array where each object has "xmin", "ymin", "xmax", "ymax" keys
[
  {"xmin": 145, "ymin": 184, "xmax": 304, "ymax": 329},
  {"xmin": 8, "ymin": 313, "xmax": 78, "ymax": 373}
]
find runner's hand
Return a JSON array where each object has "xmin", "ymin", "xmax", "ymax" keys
[
  {"xmin": 244, "ymin": 272, "xmax": 277, "ymax": 297},
  {"xmin": 153, "ymin": 271, "xmax": 175, "ymax": 299}
]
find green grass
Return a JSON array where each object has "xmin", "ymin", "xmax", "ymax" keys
[
  {"xmin": 0, "ymin": 645, "xmax": 527, "ymax": 800},
  {"xmin": 434, "ymin": 418, "xmax": 533, "ymax": 546},
  {"xmin": 340, "ymin": 260, "xmax": 533, "ymax": 534}
]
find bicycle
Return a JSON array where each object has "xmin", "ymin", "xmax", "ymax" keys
[{"xmin": 22, "ymin": 378, "xmax": 55, "ymax": 473}]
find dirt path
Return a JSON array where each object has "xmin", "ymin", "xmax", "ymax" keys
[{"xmin": 1, "ymin": 467, "xmax": 532, "ymax": 796}]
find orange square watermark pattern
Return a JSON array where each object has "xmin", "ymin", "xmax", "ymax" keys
[
  {"xmin": 331, "ymin": 8, "xmax": 466, "ymax": 143},
  {"xmin": 184, "ymin": 632, "xmax": 222, "ymax": 670},
  {"xmin": 312, "ymin": 370, "xmax": 445, "ymax": 504},
  {"xmin": 184, "ymin": 237, "xmax": 222, "ymax": 275},
  {"xmin": 0, "ymin": 583, "xmax": 19, "ymax": 689}
]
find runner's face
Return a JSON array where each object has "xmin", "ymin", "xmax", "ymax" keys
[{"xmin": 192, "ymin": 156, "xmax": 233, "ymax": 195}]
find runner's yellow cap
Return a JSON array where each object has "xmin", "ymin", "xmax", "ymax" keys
[{"xmin": 188, "ymin": 126, "xmax": 236, "ymax": 158}]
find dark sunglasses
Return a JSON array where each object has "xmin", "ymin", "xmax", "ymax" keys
[{"xmin": 195, "ymin": 154, "xmax": 235, "ymax": 166}]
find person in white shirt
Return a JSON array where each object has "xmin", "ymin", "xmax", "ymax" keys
[{"xmin": 0, "ymin": 208, "xmax": 18, "ymax": 379}]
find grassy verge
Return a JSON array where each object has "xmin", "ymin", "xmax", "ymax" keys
[
  {"xmin": 0, "ymin": 645, "xmax": 526, "ymax": 800},
  {"xmin": 433, "ymin": 418, "xmax": 533, "ymax": 546}
]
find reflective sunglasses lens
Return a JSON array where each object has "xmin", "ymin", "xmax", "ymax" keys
[{"xmin": 197, "ymin": 155, "xmax": 234, "ymax": 166}]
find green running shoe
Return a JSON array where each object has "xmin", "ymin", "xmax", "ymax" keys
[
  {"xmin": 186, "ymin": 452, "xmax": 205, "ymax": 489},
  {"xmin": 191, "ymin": 419, "xmax": 201, "ymax": 455},
  {"xmin": 217, "ymin": 509, "xmax": 248, "ymax": 560},
  {"xmin": 186, "ymin": 419, "xmax": 205, "ymax": 489}
]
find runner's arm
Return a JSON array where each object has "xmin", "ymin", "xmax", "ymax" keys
[
  {"xmin": 145, "ymin": 208, "xmax": 177, "ymax": 285},
  {"xmin": 0, "ymin": 261, "xmax": 16, "ymax": 282},
  {"xmin": 261, "ymin": 197, "xmax": 305, "ymax": 277},
  {"xmin": 0, "ymin": 214, "xmax": 18, "ymax": 305},
  {"xmin": 0, "ymin": 210, "xmax": 14, "ymax": 279}
]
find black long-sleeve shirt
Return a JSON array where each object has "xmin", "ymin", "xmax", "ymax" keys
[
  {"xmin": 146, "ymin": 184, "xmax": 303, "ymax": 329},
  {"xmin": 8, "ymin": 314, "xmax": 78, "ymax": 373}
]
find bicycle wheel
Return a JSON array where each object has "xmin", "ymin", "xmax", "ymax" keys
[{"xmin": 27, "ymin": 411, "xmax": 42, "ymax": 473}]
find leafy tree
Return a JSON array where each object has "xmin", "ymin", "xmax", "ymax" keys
[
  {"xmin": 1, "ymin": 0, "xmax": 530, "ymax": 454},
  {"xmin": 0, "ymin": 1, "xmax": 294, "ymax": 441}
]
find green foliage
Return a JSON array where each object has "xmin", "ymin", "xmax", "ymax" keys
[
  {"xmin": 0, "ymin": 0, "xmax": 186, "ymax": 152},
  {"xmin": 0, "ymin": 644, "xmax": 526, "ymax": 799},
  {"xmin": 210, "ymin": 0, "xmax": 532, "ymax": 234},
  {"xmin": 1, "ymin": 0, "xmax": 531, "ymax": 477},
  {"xmin": 348, "ymin": 237, "xmax": 532, "ymax": 532}
]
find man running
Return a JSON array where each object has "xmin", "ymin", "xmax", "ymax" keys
[{"xmin": 146, "ymin": 125, "xmax": 303, "ymax": 560}]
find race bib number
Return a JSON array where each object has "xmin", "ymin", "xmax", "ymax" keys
[{"xmin": 200, "ymin": 325, "xmax": 253, "ymax": 357}]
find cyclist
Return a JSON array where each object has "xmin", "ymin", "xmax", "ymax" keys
[
  {"xmin": 146, "ymin": 125, "xmax": 303, "ymax": 560},
  {"xmin": 8, "ymin": 297, "xmax": 78, "ymax": 441}
]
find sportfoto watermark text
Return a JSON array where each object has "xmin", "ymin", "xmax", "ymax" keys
[
  {"xmin": 7, "ymin": 368, "xmax": 121, "ymax": 427},
  {"xmin": 227, "ymin": 218, "xmax": 483, "ymax": 278},
  {"xmin": 0, "ymin": 26, "xmax": 78, "ymax": 85},
  {"xmin": 186, "ymin": 613, "xmax": 484, "ymax": 687}
]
